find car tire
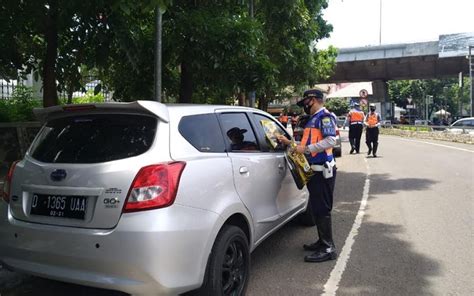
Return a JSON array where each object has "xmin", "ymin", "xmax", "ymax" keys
[
  {"xmin": 299, "ymin": 198, "xmax": 316, "ymax": 226},
  {"xmin": 202, "ymin": 225, "xmax": 250, "ymax": 296}
]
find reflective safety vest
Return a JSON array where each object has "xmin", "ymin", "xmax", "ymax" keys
[
  {"xmin": 366, "ymin": 112, "xmax": 380, "ymax": 126},
  {"xmin": 300, "ymin": 108, "xmax": 335, "ymax": 164},
  {"xmin": 349, "ymin": 110, "xmax": 365, "ymax": 123}
]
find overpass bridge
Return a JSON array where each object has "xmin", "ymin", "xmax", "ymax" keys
[{"xmin": 326, "ymin": 32, "xmax": 474, "ymax": 118}]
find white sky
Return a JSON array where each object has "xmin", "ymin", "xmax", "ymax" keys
[{"xmin": 317, "ymin": 0, "xmax": 474, "ymax": 49}]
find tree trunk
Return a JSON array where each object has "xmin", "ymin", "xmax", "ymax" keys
[
  {"xmin": 237, "ymin": 92, "xmax": 245, "ymax": 106},
  {"xmin": 42, "ymin": 0, "xmax": 59, "ymax": 107},
  {"xmin": 258, "ymin": 93, "xmax": 268, "ymax": 111},
  {"xmin": 179, "ymin": 59, "xmax": 193, "ymax": 103}
]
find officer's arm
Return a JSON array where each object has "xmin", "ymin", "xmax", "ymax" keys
[
  {"xmin": 343, "ymin": 112, "xmax": 350, "ymax": 128},
  {"xmin": 376, "ymin": 114, "xmax": 382, "ymax": 127},
  {"xmin": 364, "ymin": 114, "xmax": 369, "ymax": 126},
  {"xmin": 307, "ymin": 116, "xmax": 337, "ymax": 154}
]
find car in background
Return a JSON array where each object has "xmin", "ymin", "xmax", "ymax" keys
[
  {"xmin": 414, "ymin": 120, "xmax": 431, "ymax": 126},
  {"xmin": 0, "ymin": 102, "xmax": 313, "ymax": 296},
  {"xmin": 380, "ymin": 120, "xmax": 392, "ymax": 127},
  {"xmin": 293, "ymin": 115, "xmax": 342, "ymax": 157},
  {"xmin": 446, "ymin": 117, "xmax": 474, "ymax": 134}
]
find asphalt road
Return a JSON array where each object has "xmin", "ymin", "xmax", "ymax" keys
[{"xmin": 1, "ymin": 133, "xmax": 473, "ymax": 296}]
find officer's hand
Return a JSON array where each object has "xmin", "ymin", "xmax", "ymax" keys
[
  {"xmin": 295, "ymin": 145, "xmax": 306, "ymax": 154},
  {"xmin": 277, "ymin": 135, "xmax": 291, "ymax": 145}
]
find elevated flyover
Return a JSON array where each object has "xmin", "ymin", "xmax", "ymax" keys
[{"xmin": 326, "ymin": 32, "xmax": 473, "ymax": 118}]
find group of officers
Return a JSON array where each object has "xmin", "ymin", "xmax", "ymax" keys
[
  {"xmin": 344, "ymin": 102, "xmax": 381, "ymax": 157},
  {"xmin": 277, "ymin": 89, "xmax": 381, "ymax": 264}
]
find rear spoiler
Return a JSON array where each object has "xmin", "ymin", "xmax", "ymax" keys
[{"xmin": 33, "ymin": 101, "xmax": 170, "ymax": 123}]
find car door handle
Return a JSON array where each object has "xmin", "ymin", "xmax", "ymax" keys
[{"xmin": 239, "ymin": 167, "xmax": 249, "ymax": 174}]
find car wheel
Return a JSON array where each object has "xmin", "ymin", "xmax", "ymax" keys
[
  {"xmin": 204, "ymin": 225, "xmax": 250, "ymax": 296},
  {"xmin": 299, "ymin": 198, "xmax": 316, "ymax": 226}
]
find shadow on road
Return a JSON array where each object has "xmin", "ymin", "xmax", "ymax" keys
[
  {"xmin": 369, "ymin": 173, "xmax": 437, "ymax": 196},
  {"xmin": 0, "ymin": 267, "xmax": 126, "ymax": 296},
  {"xmin": 337, "ymin": 221, "xmax": 440, "ymax": 296}
]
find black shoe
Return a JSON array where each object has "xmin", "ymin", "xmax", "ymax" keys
[
  {"xmin": 304, "ymin": 249, "xmax": 337, "ymax": 263},
  {"xmin": 303, "ymin": 241, "xmax": 322, "ymax": 251},
  {"xmin": 367, "ymin": 148, "xmax": 372, "ymax": 156},
  {"xmin": 373, "ymin": 154, "xmax": 377, "ymax": 158},
  {"xmin": 350, "ymin": 147, "xmax": 355, "ymax": 154}
]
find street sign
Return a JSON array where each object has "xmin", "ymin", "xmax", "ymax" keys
[
  {"xmin": 407, "ymin": 98, "xmax": 413, "ymax": 104},
  {"xmin": 360, "ymin": 98, "xmax": 368, "ymax": 105},
  {"xmin": 406, "ymin": 104, "xmax": 415, "ymax": 109},
  {"xmin": 359, "ymin": 89, "xmax": 368, "ymax": 98}
]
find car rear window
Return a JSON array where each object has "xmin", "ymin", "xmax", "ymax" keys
[{"xmin": 30, "ymin": 114, "xmax": 157, "ymax": 163}]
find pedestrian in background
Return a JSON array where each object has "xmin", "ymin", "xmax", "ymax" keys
[
  {"xmin": 365, "ymin": 103, "xmax": 381, "ymax": 157},
  {"xmin": 277, "ymin": 89, "xmax": 338, "ymax": 263},
  {"xmin": 344, "ymin": 102, "xmax": 365, "ymax": 154}
]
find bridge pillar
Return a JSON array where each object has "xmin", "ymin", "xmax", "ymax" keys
[{"xmin": 371, "ymin": 80, "xmax": 390, "ymax": 120}]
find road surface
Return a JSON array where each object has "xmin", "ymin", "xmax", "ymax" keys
[{"xmin": 1, "ymin": 134, "xmax": 473, "ymax": 296}]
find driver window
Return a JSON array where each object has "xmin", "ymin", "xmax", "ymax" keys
[
  {"xmin": 220, "ymin": 113, "xmax": 260, "ymax": 152},
  {"xmin": 254, "ymin": 113, "xmax": 288, "ymax": 152}
]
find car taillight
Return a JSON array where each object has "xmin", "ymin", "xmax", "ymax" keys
[
  {"xmin": 1, "ymin": 161, "xmax": 19, "ymax": 204},
  {"xmin": 123, "ymin": 162, "xmax": 186, "ymax": 213}
]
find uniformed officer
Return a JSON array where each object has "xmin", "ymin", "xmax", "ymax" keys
[
  {"xmin": 278, "ymin": 89, "xmax": 337, "ymax": 263},
  {"xmin": 344, "ymin": 102, "xmax": 365, "ymax": 154},
  {"xmin": 365, "ymin": 103, "xmax": 381, "ymax": 157}
]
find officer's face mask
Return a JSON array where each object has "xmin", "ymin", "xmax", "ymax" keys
[
  {"xmin": 370, "ymin": 107, "xmax": 376, "ymax": 112},
  {"xmin": 303, "ymin": 98, "xmax": 314, "ymax": 115}
]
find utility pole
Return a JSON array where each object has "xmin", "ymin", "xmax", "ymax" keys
[
  {"xmin": 248, "ymin": 0, "xmax": 255, "ymax": 107},
  {"xmin": 379, "ymin": 0, "xmax": 382, "ymax": 45},
  {"xmin": 470, "ymin": 46, "xmax": 473, "ymax": 117},
  {"xmin": 154, "ymin": 7, "xmax": 164, "ymax": 102}
]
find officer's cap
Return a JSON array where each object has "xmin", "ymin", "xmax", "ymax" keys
[
  {"xmin": 296, "ymin": 89, "xmax": 324, "ymax": 107},
  {"xmin": 369, "ymin": 103, "xmax": 376, "ymax": 107}
]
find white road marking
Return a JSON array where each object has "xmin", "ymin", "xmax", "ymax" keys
[
  {"xmin": 386, "ymin": 137, "xmax": 474, "ymax": 153},
  {"xmin": 321, "ymin": 158, "xmax": 371, "ymax": 296}
]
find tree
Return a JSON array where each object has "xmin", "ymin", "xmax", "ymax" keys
[
  {"xmin": 388, "ymin": 78, "xmax": 470, "ymax": 118},
  {"xmin": 325, "ymin": 98, "xmax": 349, "ymax": 116}
]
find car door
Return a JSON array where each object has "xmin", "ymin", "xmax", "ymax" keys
[
  {"xmin": 217, "ymin": 112, "xmax": 281, "ymax": 241},
  {"xmin": 250, "ymin": 112, "xmax": 308, "ymax": 220}
]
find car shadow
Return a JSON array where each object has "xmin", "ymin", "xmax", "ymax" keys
[{"xmin": 247, "ymin": 170, "xmax": 439, "ymax": 295}]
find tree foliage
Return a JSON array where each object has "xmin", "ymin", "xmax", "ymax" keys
[
  {"xmin": 388, "ymin": 78, "xmax": 471, "ymax": 118},
  {"xmin": 1, "ymin": 0, "xmax": 336, "ymax": 108}
]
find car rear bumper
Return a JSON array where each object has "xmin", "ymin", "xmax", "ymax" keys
[{"xmin": 0, "ymin": 202, "xmax": 221, "ymax": 295}]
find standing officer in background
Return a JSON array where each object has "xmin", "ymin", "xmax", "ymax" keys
[
  {"xmin": 277, "ymin": 89, "xmax": 338, "ymax": 263},
  {"xmin": 344, "ymin": 102, "xmax": 365, "ymax": 154},
  {"xmin": 365, "ymin": 103, "xmax": 381, "ymax": 157}
]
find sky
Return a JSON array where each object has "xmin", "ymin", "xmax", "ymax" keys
[{"xmin": 317, "ymin": 0, "xmax": 474, "ymax": 49}]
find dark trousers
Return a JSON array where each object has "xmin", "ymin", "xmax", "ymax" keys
[
  {"xmin": 348, "ymin": 124, "xmax": 363, "ymax": 152},
  {"xmin": 306, "ymin": 168, "xmax": 337, "ymax": 217},
  {"xmin": 366, "ymin": 127, "xmax": 379, "ymax": 153}
]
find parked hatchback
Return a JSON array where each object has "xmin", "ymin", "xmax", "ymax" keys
[{"xmin": 0, "ymin": 101, "xmax": 313, "ymax": 296}]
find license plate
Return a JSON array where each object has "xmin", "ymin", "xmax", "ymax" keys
[{"xmin": 30, "ymin": 194, "xmax": 87, "ymax": 220}]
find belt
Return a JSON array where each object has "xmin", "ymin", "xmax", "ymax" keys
[
  {"xmin": 350, "ymin": 121, "xmax": 363, "ymax": 125},
  {"xmin": 310, "ymin": 159, "xmax": 336, "ymax": 171}
]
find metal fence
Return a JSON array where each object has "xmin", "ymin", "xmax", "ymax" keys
[
  {"xmin": 0, "ymin": 79, "xmax": 18, "ymax": 99},
  {"xmin": 0, "ymin": 76, "xmax": 110, "ymax": 100},
  {"xmin": 381, "ymin": 124, "xmax": 474, "ymax": 134}
]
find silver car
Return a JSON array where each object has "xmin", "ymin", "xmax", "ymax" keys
[{"xmin": 0, "ymin": 101, "xmax": 312, "ymax": 295}]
